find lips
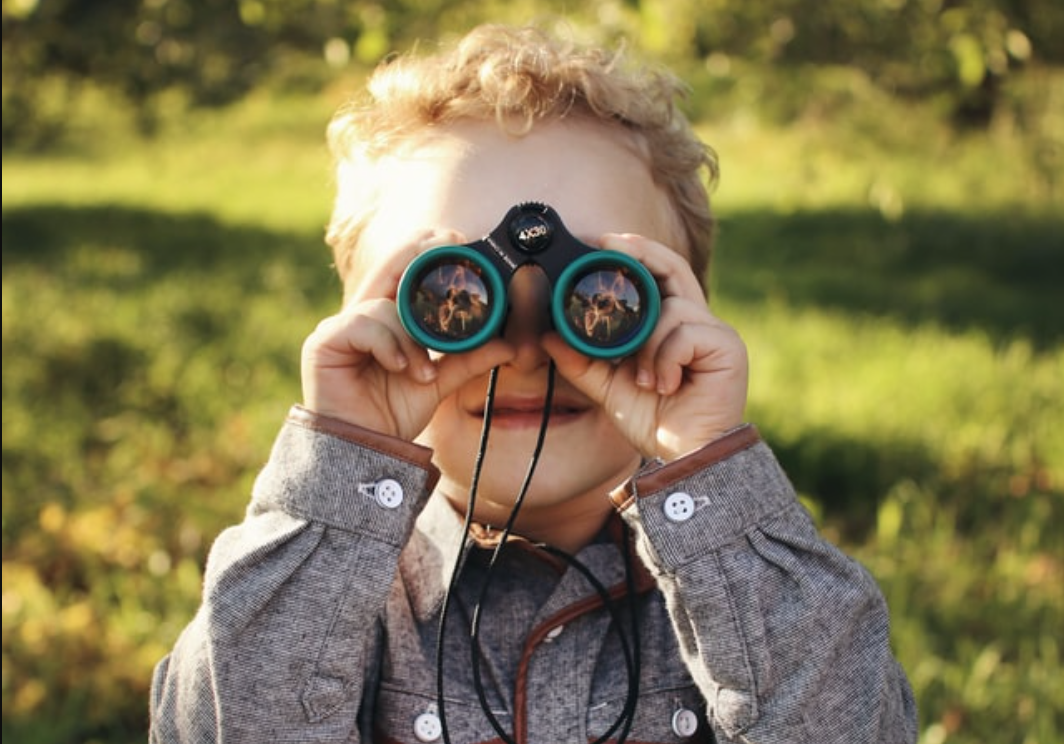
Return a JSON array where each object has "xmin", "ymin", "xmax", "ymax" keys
[{"xmin": 472, "ymin": 394, "xmax": 589, "ymax": 424}]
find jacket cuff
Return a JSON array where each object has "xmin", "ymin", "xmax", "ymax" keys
[
  {"xmin": 287, "ymin": 405, "xmax": 439, "ymax": 477},
  {"xmin": 248, "ymin": 406, "xmax": 440, "ymax": 546},
  {"xmin": 610, "ymin": 424, "xmax": 798, "ymax": 568},
  {"xmin": 609, "ymin": 424, "xmax": 762, "ymax": 511}
]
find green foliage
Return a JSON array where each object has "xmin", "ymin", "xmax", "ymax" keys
[
  {"xmin": 3, "ymin": 69, "xmax": 1062, "ymax": 744},
  {"xmin": 1, "ymin": 206, "xmax": 338, "ymax": 740},
  {"xmin": 4, "ymin": 0, "xmax": 1063, "ymax": 147},
  {"xmin": 2, "ymin": 96, "xmax": 339, "ymax": 740}
]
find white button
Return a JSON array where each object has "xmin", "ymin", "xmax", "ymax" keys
[
  {"xmin": 663, "ymin": 492, "xmax": 696, "ymax": 522},
  {"xmin": 374, "ymin": 479, "xmax": 404, "ymax": 509},
  {"xmin": 413, "ymin": 711, "xmax": 442, "ymax": 742},
  {"xmin": 544, "ymin": 625, "xmax": 564, "ymax": 641},
  {"xmin": 671, "ymin": 707, "xmax": 699, "ymax": 737}
]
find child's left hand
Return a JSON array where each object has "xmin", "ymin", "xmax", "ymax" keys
[{"xmin": 543, "ymin": 233, "xmax": 749, "ymax": 462}]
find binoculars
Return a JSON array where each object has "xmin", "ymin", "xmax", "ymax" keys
[{"xmin": 397, "ymin": 203, "xmax": 661, "ymax": 359}]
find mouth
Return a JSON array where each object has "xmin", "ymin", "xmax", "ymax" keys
[{"xmin": 473, "ymin": 395, "xmax": 589, "ymax": 428}]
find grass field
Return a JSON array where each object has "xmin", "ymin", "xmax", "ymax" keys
[{"xmin": 3, "ymin": 77, "xmax": 1062, "ymax": 743}]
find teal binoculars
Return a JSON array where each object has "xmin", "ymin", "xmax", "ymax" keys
[{"xmin": 397, "ymin": 203, "xmax": 660, "ymax": 359}]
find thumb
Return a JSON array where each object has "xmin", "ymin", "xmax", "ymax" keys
[
  {"xmin": 541, "ymin": 334, "xmax": 628, "ymax": 407},
  {"xmin": 432, "ymin": 339, "xmax": 517, "ymax": 400}
]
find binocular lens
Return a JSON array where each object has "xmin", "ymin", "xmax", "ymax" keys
[
  {"xmin": 399, "ymin": 250, "xmax": 506, "ymax": 352},
  {"xmin": 558, "ymin": 265, "xmax": 653, "ymax": 352}
]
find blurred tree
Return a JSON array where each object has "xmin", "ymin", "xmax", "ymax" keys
[
  {"xmin": 0, "ymin": 0, "xmax": 479, "ymax": 146},
  {"xmin": 3, "ymin": 0, "xmax": 270, "ymax": 142},
  {"xmin": 2, "ymin": 1, "xmax": 1061, "ymax": 154},
  {"xmin": 672, "ymin": 0, "xmax": 1058, "ymax": 126}
]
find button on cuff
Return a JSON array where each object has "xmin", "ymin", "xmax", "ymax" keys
[
  {"xmin": 358, "ymin": 478, "xmax": 405, "ymax": 509},
  {"xmin": 663, "ymin": 491, "xmax": 696, "ymax": 522},
  {"xmin": 374, "ymin": 478, "xmax": 404, "ymax": 508}
]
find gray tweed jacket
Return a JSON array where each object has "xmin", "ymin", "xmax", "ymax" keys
[{"xmin": 150, "ymin": 406, "xmax": 917, "ymax": 743}]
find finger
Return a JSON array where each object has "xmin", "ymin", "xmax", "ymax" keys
[
  {"xmin": 649, "ymin": 323, "xmax": 698, "ymax": 395},
  {"xmin": 631, "ymin": 296, "xmax": 715, "ymax": 391},
  {"xmin": 306, "ymin": 299, "xmax": 429, "ymax": 380},
  {"xmin": 347, "ymin": 228, "xmax": 468, "ymax": 304},
  {"xmin": 598, "ymin": 233, "xmax": 707, "ymax": 304},
  {"xmin": 653, "ymin": 320, "xmax": 747, "ymax": 396},
  {"xmin": 432, "ymin": 339, "xmax": 516, "ymax": 399},
  {"xmin": 541, "ymin": 333, "xmax": 629, "ymax": 407},
  {"xmin": 300, "ymin": 309, "xmax": 411, "ymax": 423},
  {"xmin": 354, "ymin": 299, "xmax": 443, "ymax": 383},
  {"xmin": 303, "ymin": 310, "xmax": 405, "ymax": 378}
]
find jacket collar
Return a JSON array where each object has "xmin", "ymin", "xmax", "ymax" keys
[{"xmin": 400, "ymin": 492, "xmax": 656, "ymax": 624}]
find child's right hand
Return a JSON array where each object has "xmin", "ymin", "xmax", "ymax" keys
[{"xmin": 300, "ymin": 229, "xmax": 515, "ymax": 441}]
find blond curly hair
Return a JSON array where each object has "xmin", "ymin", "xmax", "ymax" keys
[{"xmin": 326, "ymin": 24, "xmax": 719, "ymax": 286}]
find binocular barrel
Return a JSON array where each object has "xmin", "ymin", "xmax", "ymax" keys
[{"xmin": 397, "ymin": 203, "xmax": 660, "ymax": 359}]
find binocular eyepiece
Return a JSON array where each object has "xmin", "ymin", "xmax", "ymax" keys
[{"xmin": 397, "ymin": 203, "xmax": 661, "ymax": 359}]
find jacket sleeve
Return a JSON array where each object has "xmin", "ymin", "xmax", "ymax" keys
[
  {"xmin": 149, "ymin": 406, "xmax": 439, "ymax": 744},
  {"xmin": 611, "ymin": 425, "xmax": 918, "ymax": 744}
]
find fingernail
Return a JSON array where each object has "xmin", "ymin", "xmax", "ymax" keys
[
  {"xmin": 420, "ymin": 363, "xmax": 437, "ymax": 381},
  {"xmin": 636, "ymin": 369, "xmax": 653, "ymax": 388}
]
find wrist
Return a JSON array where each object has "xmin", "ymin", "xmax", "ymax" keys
[{"xmin": 654, "ymin": 419, "xmax": 748, "ymax": 463}]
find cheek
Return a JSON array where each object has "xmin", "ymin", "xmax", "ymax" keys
[
  {"xmin": 414, "ymin": 394, "xmax": 488, "ymax": 475},
  {"xmin": 586, "ymin": 416, "xmax": 639, "ymax": 461},
  {"xmin": 415, "ymin": 396, "xmax": 464, "ymax": 446}
]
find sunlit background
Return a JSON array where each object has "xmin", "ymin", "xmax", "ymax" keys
[{"xmin": 3, "ymin": 1, "xmax": 1062, "ymax": 742}]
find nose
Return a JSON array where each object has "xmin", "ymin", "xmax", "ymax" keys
[{"xmin": 503, "ymin": 266, "xmax": 552, "ymax": 371}]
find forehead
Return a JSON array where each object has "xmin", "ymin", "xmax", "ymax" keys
[{"xmin": 356, "ymin": 120, "xmax": 686, "ymax": 258}]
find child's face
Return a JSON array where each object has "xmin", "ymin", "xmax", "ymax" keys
[{"xmin": 352, "ymin": 120, "xmax": 688, "ymax": 530}]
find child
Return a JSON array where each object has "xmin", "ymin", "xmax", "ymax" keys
[{"xmin": 150, "ymin": 24, "xmax": 917, "ymax": 744}]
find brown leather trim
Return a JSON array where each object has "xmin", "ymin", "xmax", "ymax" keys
[
  {"xmin": 609, "ymin": 424, "xmax": 761, "ymax": 510},
  {"xmin": 514, "ymin": 541, "xmax": 656, "ymax": 744},
  {"xmin": 287, "ymin": 405, "xmax": 442, "ymax": 492},
  {"xmin": 606, "ymin": 513, "xmax": 657, "ymax": 594},
  {"xmin": 467, "ymin": 524, "xmax": 570, "ymax": 575}
]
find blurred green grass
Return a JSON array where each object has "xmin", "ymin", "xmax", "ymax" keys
[{"xmin": 3, "ymin": 81, "xmax": 1062, "ymax": 743}]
